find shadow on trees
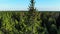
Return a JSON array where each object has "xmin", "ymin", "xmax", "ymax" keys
[
  {"xmin": 56, "ymin": 14, "xmax": 60, "ymax": 30},
  {"xmin": 0, "ymin": 17, "xmax": 3, "ymax": 28},
  {"xmin": 40, "ymin": 13, "xmax": 57, "ymax": 34},
  {"xmin": 11, "ymin": 13, "xmax": 20, "ymax": 22}
]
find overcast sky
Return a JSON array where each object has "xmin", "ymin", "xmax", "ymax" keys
[{"xmin": 0, "ymin": 0, "xmax": 60, "ymax": 11}]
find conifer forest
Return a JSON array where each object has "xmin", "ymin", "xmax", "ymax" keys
[{"xmin": 0, "ymin": 0, "xmax": 60, "ymax": 34}]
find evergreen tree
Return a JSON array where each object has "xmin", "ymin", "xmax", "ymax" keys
[{"xmin": 29, "ymin": 0, "xmax": 36, "ymax": 12}]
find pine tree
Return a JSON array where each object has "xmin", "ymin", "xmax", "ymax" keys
[{"xmin": 29, "ymin": 0, "xmax": 36, "ymax": 12}]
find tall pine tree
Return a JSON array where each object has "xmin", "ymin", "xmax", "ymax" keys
[{"xmin": 29, "ymin": 0, "xmax": 36, "ymax": 12}]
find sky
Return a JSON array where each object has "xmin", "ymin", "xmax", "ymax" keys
[{"xmin": 0, "ymin": 0, "xmax": 60, "ymax": 11}]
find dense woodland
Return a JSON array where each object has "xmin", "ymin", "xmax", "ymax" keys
[
  {"xmin": 0, "ymin": 0, "xmax": 60, "ymax": 34},
  {"xmin": 0, "ymin": 11, "xmax": 60, "ymax": 34}
]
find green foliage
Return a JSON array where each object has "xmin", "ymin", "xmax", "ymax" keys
[{"xmin": 0, "ymin": 11, "xmax": 59, "ymax": 34}]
